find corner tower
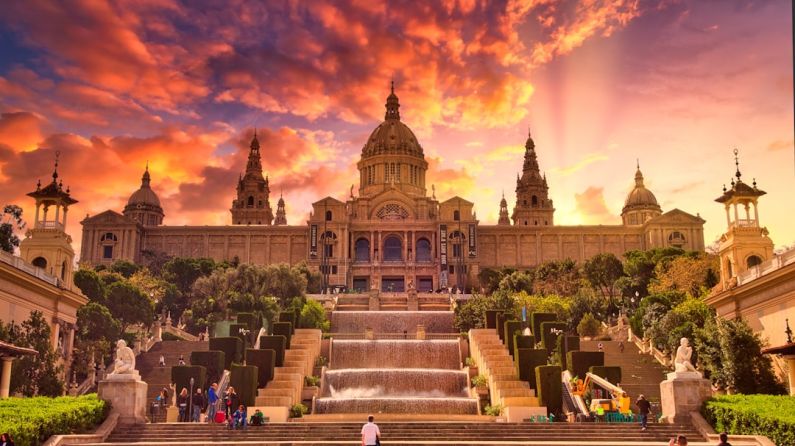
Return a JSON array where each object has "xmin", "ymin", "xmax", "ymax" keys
[
  {"xmin": 357, "ymin": 82, "xmax": 429, "ymax": 198},
  {"xmin": 512, "ymin": 130, "xmax": 554, "ymax": 226},
  {"xmin": 715, "ymin": 149, "xmax": 773, "ymax": 288},
  {"xmin": 20, "ymin": 153, "xmax": 78, "ymax": 289},
  {"xmin": 231, "ymin": 131, "xmax": 274, "ymax": 225}
]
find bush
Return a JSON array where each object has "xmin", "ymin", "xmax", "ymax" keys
[
  {"xmin": 0, "ymin": 394, "xmax": 108, "ymax": 446},
  {"xmin": 171, "ymin": 365, "xmax": 206, "ymax": 397},
  {"xmin": 230, "ymin": 364, "xmax": 258, "ymax": 407},
  {"xmin": 515, "ymin": 348, "xmax": 547, "ymax": 388},
  {"xmin": 190, "ymin": 351, "xmax": 225, "ymax": 389},
  {"xmin": 209, "ymin": 337, "xmax": 242, "ymax": 369},
  {"xmin": 577, "ymin": 312, "xmax": 601, "ymax": 337},
  {"xmin": 471, "ymin": 374, "xmax": 487, "ymax": 387},
  {"xmin": 567, "ymin": 351, "xmax": 604, "ymax": 381},
  {"xmin": 535, "ymin": 365, "xmax": 562, "ymax": 416},
  {"xmin": 484, "ymin": 403, "xmax": 503, "ymax": 416},
  {"xmin": 589, "ymin": 366, "xmax": 622, "ymax": 385},
  {"xmin": 236, "ymin": 312, "xmax": 258, "ymax": 331},
  {"xmin": 304, "ymin": 375, "xmax": 320, "ymax": 387},
  {"xmin": 540, "ymin": 321, "xmax": 567, "ymax": 356},
  {"xmin": 530, "ymin": 313, "xmax": 556, "ymax": 339},
  {"xmin": 503, "ymin": 320, "xmax": 523, "ymax": 358},
  {"xmin": 259, "ymin": 335, "xmax": 287, "ymax": 367},
  {"xmin": 702, "ymin": 395, "xmax": 795, "ymax": 446},
  {"xmin": 245, "ymin": 348, "xmax": 276, "ymax": 388},
  {"xmin": 272, "ymin": 322, "xmax": 293, "ymax": 348},
  {"xmin": 289, "ymin": 403, "xmax": 308, "ymax": 418},
  {"xmin": 298, "ymin": 299, "xmax": 330, "ymax": 332}
]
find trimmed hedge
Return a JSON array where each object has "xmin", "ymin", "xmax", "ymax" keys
[
  {"xmin": 259, "ymin": 335, "xmax": 287, "ymax": 367},
  {"xmin": 567, "ymin": 350, "xmax": 604, "ymax": 381},
  {"xmin": 485, "ymin": 310, "xmax": 501, "ymax": 329},
  {"xmin": 515, "ymin": 348, "xmax": 548, "ymax": 389},
  {"xmin": 171, "ymin": 365, "xmax": 207, "ymax": 397},
  {"xmin": 540, "ymin": 321, "xmax": 567, "ymax": 356},
  {"xmin": 702, "ymin": 395, "xmax": 795, "ymax": 446},
  {"xmin": 589, "ymin": 366, "xmax": 622, "ymax": 385},
  {"xmin": 209, "ymin": 336, "xmax": 243, "ymax": 369},
  {"xmin": 503, "ymin": 320, "xmax": 523, "ymax": 358},
  {"xmin": 229, "ymin": 323, "xmax": 249, "ymax": 345},
  {"xmin": 246, "ymin": 348, "xmax": 276, "ymax": 388},
  {"xmin": 190, "ymin": 350, "xmax": 225, "ymax": 389},
  {"xmin": 278, "ymin": 312, "xmax": 296, "ymax": 333},
  {"xmin": 236, "ymin": 312, "xmax": 259, "ymax": 331},
  {"xmin": 230, "ymin": 364, "xmax": 259, "ymax": 407},
  {"xmin": 496, "ymin": 313, "xmax": 508, "ymax": 342},
  {"xmin": 556, "ymin": 335, "xmax": 580, "ymax": 371},
  {"xmin": 535, "ymin": 365, "xmax": 562, "ymax": 416},
  {"xmin": 272, "ymin": 322, "xmax": 293, "ymax": 348},
  {"xmin": 530, "ymin": 312, "xmax": 556, "ymax": 339},
  {"xmin": 0, "ymin": 394, "xmax": 108, "ymax": 446},
  {"xmin": 514, "ymin": 334, "xmax": 536, "ymax": 351}
]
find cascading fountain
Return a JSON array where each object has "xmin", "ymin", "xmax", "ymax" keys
[{"xmin": 314, "ymin": 311, "xmax": 480, "ymax": 415}]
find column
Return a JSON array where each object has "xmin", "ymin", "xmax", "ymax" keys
[
  {"xmin": 744, "ymin": 203, "xmax": 750, "ymax": 222},
  {"xmin": 0, "ymin": 358, "xmax": 13, "ymax": 398},
  {"xmin": 54, "ymin": 205, "xmax": 60, "ymax": 226},
  {"xmin": 245, "ymin": 234, "xmax": 251, "ymax": 263},
  {"xmin": 62, "ymin": 208, "xmax": 68, "ymax": 230},
  {"xmin": 51, "ymin": 321, "xmax": 61, "ymax": 353},
  {"xmin": 34, "ymin": 204, "xmax": 40, "ymax": 226},
  {"xmin": 787, "ymin": 357, "xmax": 795, "ymax": 396},
  {"xmin": 725, "ymin": 205, "xmax": 731, "ymax": 226},
  {"xmin": 753, "ymin": 202, "xmax": 759, "ymax": 224},
  {"xmin": 733, "ymin": 204, "xmax": 739, "ymax": 225},
  {"xmin": 403, "ymin": 230, "xmax": 408, "ymax": 261},
  {"xmin": 370, "ymin": 231, "xmax": 375, "ymax": 261}
]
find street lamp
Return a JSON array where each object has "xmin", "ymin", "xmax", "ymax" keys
[{"xmin": 188, "ymin": 377, "xmax": 195, "ymax": 423}]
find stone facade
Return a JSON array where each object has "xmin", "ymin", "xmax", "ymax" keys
[{"xmin": 80, "ymin": 86, "xmax": 705, "ymax": 291}]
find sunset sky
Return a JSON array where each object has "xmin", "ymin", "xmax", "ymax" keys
[{"xmin": 0, "ymin": 0, "xmax": 793, "ymax": 258}]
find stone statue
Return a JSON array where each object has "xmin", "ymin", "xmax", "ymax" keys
[
  {"xmin": 111, "ymin": 339, "xmax": 136, "ymax": 375},
  {"xmin": 674, "ymin": 337, "xmax": 697, "ymax": 373}
]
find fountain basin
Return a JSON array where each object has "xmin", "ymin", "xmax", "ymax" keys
[
  {"xmin": 322, "ymin": 369, "xmax": 469, "ymax": 398},
  {"xmin": 331, "ymin": 339, "xmax": 461, "ymax": 369},
  {"xmin": 313, "ymin": 397, "xmax": 479, "ymax": 415},
  {"xmin": 330, "ymin": 311, "xmax": 455, "ymax": 333}
]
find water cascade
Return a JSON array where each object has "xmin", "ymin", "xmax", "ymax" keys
[{"xmin": 330, "ymin": 311, "xmax": 455, "ymax": 333}]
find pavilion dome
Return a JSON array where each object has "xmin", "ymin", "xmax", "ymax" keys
[{"xmin": 360, "ymin": 83, "xmax": 425, "ymax": 160}]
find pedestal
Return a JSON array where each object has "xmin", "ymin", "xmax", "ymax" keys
[
  {"xmin": 166, "ymin": 406, "xmax": 179, "ymax": 422},
  {"xmin": 407, "ymin": 289, "xmax": 418, "ymax": 311},
  {"xmin": 660, "ymin": 372, "xmax": 711, "ymax": 423},
  {"xmin": 368, "ymin": 290, "xmax": 380, "ymax": 311},
  {"xmin": 98, "ymin": 373, "xmax": 148, "ymax": 424}
]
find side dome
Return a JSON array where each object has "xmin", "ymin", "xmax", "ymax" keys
[
  {"xmin": 123, "ymin": 166, "xmax": 165, "ymax": 226},
  {"xmin": 622, "ymin": 164, "xmax": 662, "ymax": 225},
  {"xmin": 127, "ymin": 169, "xmax": 161, "ymax": 207}
]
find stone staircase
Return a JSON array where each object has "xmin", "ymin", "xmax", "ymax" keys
[
  {"xmin": 418, "ymin": 294, "xmax": 450, "ymax": 311},
  {"xmin": 255, "ymin": 329, "xmax": 322, "ymax": 407},
  {"xmin": 580, "ymin": 340, "xmax": 667, "ymax": 403},
  {"xmin": 92, "ymin": 421, "xmax": 706, "ymax": 445},
  {"xmin": 137, "ymin": 340, "xmax": 208, "ymax": 421},
  {"xmin": 469, "ymin": 329, "xmax": 538, "ymax": 409},
  {"xmin": 335, "ymin": 295, "xmax": 369, "ymax": 311}
]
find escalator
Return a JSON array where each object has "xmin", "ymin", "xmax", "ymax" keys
[{"xmin": 561, "ymin": 370, "xmax": 588, "ymax": 419}]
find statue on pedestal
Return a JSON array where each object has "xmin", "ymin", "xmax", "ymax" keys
[
  {"xmin": 673, "ymin": 337, "xmax": 698, "ymax": 374},
  {"xmin": 111, "ymin": 340, "xmax": 136, "ymax": 375}
]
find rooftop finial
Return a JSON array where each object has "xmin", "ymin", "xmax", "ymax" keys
[
  {"xmin": 52, "ymin": 150, "xmax": 60, "ymax": 182},
  {"xmin": 145, "ymin": 160, "xmax": 149, "ymax": 171},
  {"xmin": 636, "ymin": 158, "xmax": 640, "ymax": 169},
  {"xmin": 734, "ymin": 148, "xmax": 741, "ymax": 180},
  {"xmin": 391, "ymin": 79, "xmax": 394, "ymax": 95}
]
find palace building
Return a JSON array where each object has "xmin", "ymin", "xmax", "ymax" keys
[{"xmin": 80, "ymin": 85, "xmax": 706, "ymax": 291}]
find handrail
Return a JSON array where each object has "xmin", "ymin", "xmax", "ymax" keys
[
  {"xmin": 562, "ymin": 370, "xmax": 589, "ymax": 415},
  {"xmin": 252, "ymin": 327, "xmax": 268, "ymax": 350},
  {"xmin": 162, "ymin": 323, "xmax": 199, "ymax": 341}
]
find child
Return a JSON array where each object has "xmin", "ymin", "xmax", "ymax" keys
[
  {"xmin": 250, "ymin": 409, "xmax": 266, "ymax": 426},
  {"xmin": 229, "ymin": 404, "xmax": 247, "ymax": 429}
]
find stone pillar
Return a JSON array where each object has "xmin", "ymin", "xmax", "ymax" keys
[
  {"xmin": 0, "ymin": 358, "xmax": 13, "ymax": 398},
  {"xmin": 365, "ymin": 327, "xmax": 374, "ymax": 340},
  {"xmin": 368, "ymin": 289, "xmax": 380, "ymax": 311},
  {"xmin": 787, "ymin": 357, "xmax": 795, "ymax": 396},
  {"xmin": 660, "ymin": 372, "xmax": 712, "ymax": 423},
  {"xmin": 407, "ymin": 288, "xmax": 418, "ymax": 311},
  {"xmin": 153, "ymin": 321, "xmax": 163, "ymax": 343},
  {"xmin": 416, "ymin": 324, "xmax": 426, "ymax": 340}
]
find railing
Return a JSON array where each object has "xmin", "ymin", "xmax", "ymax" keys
[
  {"xmin": 162, "ymin": 323, "xmax": 199, "ymax": 341},
  {"xmin": 0, "ymin": 250, "xmax": 60, "ymax": 286},
  {"xmin": 627, "ymin": 327, "xmax": 671, "ymax": 368},
  {"xmin": 327, "ymin": 332, "xmax": 461, "ymax": 340},
  {"xmin": 252, "ymin": 327, "xmax": 268, "ymax": 350},
  {"xmin": 736, "ymin": 246, "xmax": 795, "ymax": 286}
]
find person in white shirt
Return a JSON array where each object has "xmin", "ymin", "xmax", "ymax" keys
[{"xmin": 361, "ymin": 415, "xmax": 381, "ymax": 446}]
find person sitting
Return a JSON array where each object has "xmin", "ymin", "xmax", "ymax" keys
[
  {"xmin": 229, "ymin": 404, "xmax": 247, "ymax": 429},
  {"xmin": 717, "ymin": 432, "xmax": 732, "ymax": 446},
  {"xmin": 1, "ymin": 432, "xmax": 15, "ymax": 446},
  {"xmin": 249, "ymin": 409, "xmax": 267, "ymax": 426}
]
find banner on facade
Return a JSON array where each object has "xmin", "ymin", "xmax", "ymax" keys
[
  {"xmin": 468, "ymin": 224, "xmax": 476, "ymax": 257},
  {"xmin": 439, "ymin": 224, "xmax": 448, "ymax": 271},
  {"xmin": 310, "ymin": 224, "xmax": 318, "ymax": 256}
]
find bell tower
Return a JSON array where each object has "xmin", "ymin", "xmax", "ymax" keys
[
  {"xmin": 497, "ymin": 192, "xmax": 510, "ymax": 225},
  {"xmin": 512, "ymin": 130, "xmax": 555, "ymax": 226},
  {"xmin": 231, "ymin": 131, "xmax": 274, "ymax": 225},
  {"xmin": 20, "ymin": 152, "xmax": 78, "ymax": 290},
  {"xmin": 715, "ymin": 149, "xmax": 773, "ymax": 289}
]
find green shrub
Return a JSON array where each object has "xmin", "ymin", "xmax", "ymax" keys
[
  {"xmin": 209, "ymin": 336, "xmax": 242, "ymax": 369},
  {"xmin": 702, "ymin": 394, "xmax": 795, "ymax": 446},
  {"xmin": 229, "ymin": 323, "xmax": 249, "ymax": 345},
  {"xmin": 464, "ymin": 356, "xmax": 476, "ymax": 367},
  {"xmin": 171, "ymin": 365, "xmax": 206, "ymax": 397},
  {"xmin": 535, "ymin": 365, "xmax": 562, "ymax": 416},
  {"xmin": 245, "ymin": 348, "xmax": 276, "ymax": 388},
  {"xmin": 272, "ymin": 322, "xmax": 293, "ymax": 348},
  {"xmin": 289, "ymin": 402, "xmax": 308, "ymax": 418},
  {"xmin": 503, "ymin": 320, "xmax": 523, "ymax": 358},
  {"xmin": 589, "ymin": 366, "xmax": 622, "ymax": 385},
  {"xmin": 577, "ymin": 312, "xmax": 601, "ymax": 337},
  {"xmin": 515, "ymin": 348, "xmax": 547, "ymax": 388},
  {"xmin": 484, "ymin": 403, "xmax": 503, "ymax": 416},
  {"xmin": 190, "ymin": 350, "xmax": 225, "ymax": 389},
  {"xmin": 567, "ymin": 351, "xmax": 604, "ymax": 381},
  {"xmin": 540, "ymin": 321, "xmax": 567, "ymax": 355},
  {"xmin": 161, "ymin": 331, "xmax": 184, "ymax": 341},
  {"xmin": 0, "ymin": 394, "xmax": 108, "ymax": 446},
  {"xmin": 298, "ymin": 299, "xmax": 330, "ymax": 332},
  {"xmin": 555, "ymin": 335, "xmax": 580, "ymax": 370},
  {"xmin": 304, "ymin": 375, "xmax": 320, "ymax": 387},
  {"xmin": 278, "ymin": 312, "xmax": 296, "ymax": 332},
  {"xmin": 259, "ymin": 335, "xmax": 287, "ymax": 367},
  {"xmin": 514, "ymin": 334, "xmax": 535, "ymax": 351},
  {"xmin": 496, "ymin": 312, "xmax": 509, "ymax": 342},
  {"xmin": 230, "ymin": 364, "xmax": 258, "ymax": 407},
  {"xmin": 471, "ymin": 374, "xmax": 488, "ymax": 387},
  {"xmin": 531, "ymin": 312, "xmax": 556, "ymax": 338}
]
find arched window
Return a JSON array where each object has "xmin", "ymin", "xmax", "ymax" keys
[
  {"xmin": 247, "ymin": 196, "xmax": 254, "ymax": 207},
  {"xmin": 668, "ymin": 231, "xmax": 686, "ymax": 247},
  {"xmin": 416, "ymin": 238, "xmax": 431, "ymax": 262},
  {"xmin": 325, "ymin": 210, "xmax": 332, "ymax": 221},
  {"xmin": 61, "ymin": 260, "xmax": 67, "ymax": 280},
  {"xmin": 532, "ymin": 195, "xmax": 538, "ymax": 207},
  {"xmin": 746, "ymin": 255, "xmax": 763, "ymax": 268},
  {"xmin": 726, "ymin": 259, "xmax": 733, "ymax": 278},
  {"xmin": 100, "ymin": 232, "xmax": 117, "ymax": 242},
  {"xmin": 355, "ymin": 238, "xmax": 370, "ymax": 262},
  {"xmin": 32, "ymin": 257, "xmax": 47, "ymax": 269},
  {"xmin": 383, "ymin": 236, "xmax": 402, "ymax": 261},
  {"xmin": 453, "ymin": 210, "xmax": 460, "ymax": 221}
]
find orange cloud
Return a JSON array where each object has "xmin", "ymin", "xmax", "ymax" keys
[{"xmin": 574, "ymin": 186, "xmax": 619, "ymax": 224}]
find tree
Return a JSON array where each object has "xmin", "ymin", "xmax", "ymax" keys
[
  {"xmin": 76, "ymin": 302, "xmax": 121, "ymax": 342},
  {"xmin": 583, "ymin": 253, "xmax": 625, "ymax": 301},
  {"xmin": 512, "ymin": 291, "xmax": 572, "ymax": 323},
  {"xmin": 577, "ymin": 312, "xmax": 601, "ymax": 337},
  {"xmin": 0, "ymin": 204, "xmax": 25, "ymax": 253},
  {"xmin": 478, "ymin": 267, "xmax": 510, "ymax": 294},
  {"xmin": 649, "ymin": 254, "xmax": 720, "ymax": 297},
  {"xmin": 453, "ymin": 290, "xmax": 514, "ymax": 332},
  {"xmin": 163, "ymin": 257, "xmax": 218, "ymax": 295},
  {"xmin": 0, "ymin": 311, "xmax": 64, "ymax": 396},
  {"xmin": 294, "ymin": 262, "xmax": 322, "ymax": 294},
  {"xmin": 140, "ymin": 249, "xmax": 172, "ymax": 276},
  {"xmin": 533, "ymin": 259, "xmax": 582, "ymax": 296},
  {"xmin": 498, "ymin": 271, "xmax": 534, "ymax": 294},
  {"xmin": 109, "ymin": 260, "xmax": 141, "ymax": 278},
  {"xmin": 73, "ymin": 269, "xmax": 106, "ymax": 304},
  {"xmin": 105, "ymin": 281, "xmax": 154, "ymax": 332}
]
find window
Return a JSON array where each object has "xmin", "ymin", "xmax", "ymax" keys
[
  {"xmin": 668, "ymin": 231, "xmax": 686, "ymax": 247},
  {"xmin": 319, "ymin": 265, "xmax": 338, "ymax": 274},
  {"xmin": 416, "ymin": 238, "xmax": 432, "ymax": 262},
  {"xmin": 747, "ymin": 255, "xmax": 763, "ymax": 268},
  {"xmin": 532, "ymin": 195, "xmax": 538, "ymax": 207},
  {"xmin": 247, "ymin": 196, "xmax": 254, "ymax": 207},
  {"xmin": 325, "ymin": 210, "xmax": 332, "ymax": 221},
  {"xmin": 258, "ymin": 200, "xmax": 263, "ymax": 207},
  {"xmin": 321, "ymin": 231, "xmax": 336, "ymax": 258},
  {"xmin": 383, "ymin": 236, "xmax": 402, "ymax": 261},
  {"xmin": 453, "ymin": 210, "xmax": 460, "ymax": 221},
  {"xmin": 355, "ymin": 238, "xmax": 370, "ymax": 261},
  {"xmin": 100, "ymin": 232, "xmax": 117, "ymax": 242},
  {"xmin": 103, "ymin": 246, "xmax": 113, "ymax": 259},
  {"xmin": 376, "ymin": 203, "xmax": 409, "ymax": 220},
  {"xmin": 32, "ymin": 256, "xmax": 47, "ymax": 269},
  {"xmin": 452, "ymin": 244, "xmax": 462, "ymax": 258},
  {"xmin": 524, "ymin": 221, "xmax": 528, "ymax": 226},
  {"xmin": 534, "ymin": 220, "xmax": 538, "ymax": 226},
  {"xmin": 61, "ymin": 261, "xmax": 67, "ymax": 280}
]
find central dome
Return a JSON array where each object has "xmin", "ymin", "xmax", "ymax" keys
[{"xmin": 361, "ymin": 82, "xmax": 424, "ymax": 159}]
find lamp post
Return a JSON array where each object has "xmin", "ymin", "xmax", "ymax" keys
[{"xmin": 188, "ymin": 377, "xmax": 195, "ymax": 423}]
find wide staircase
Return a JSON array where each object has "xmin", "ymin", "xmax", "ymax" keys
[
  {"xmin": 255, "ymin": 329, "xmax": 322, "ymax": 407},
  {"xmin": 469, "ymin": 329, "xmax": 538, "ymax": 409},
  {"xmin": 335, "ymin": 295, "xmax": 369, "ymax": 311},
  {"xmin": 580, "ymin": 340, "xmax": 666, "ymax": 403},
  {"xmin": 94, "ymin": 421, "xmax": 705, "ymax": 445},
  {"xmin": 137, "ymin": 340, "xmax": 208, "ymax": 421}
]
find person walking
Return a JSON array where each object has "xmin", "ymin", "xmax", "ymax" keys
[
  {"xmin": 361, "ymin": 415, "xmax": 381, "ymax": 446},
  {"xmin": 618, "ymin": 341, "xmax": 625, "ymax": 354},
  {"xmin": 177, "ymin": 388, "xmax": 189, "ymax": 422},
  {"xmin": 597, "ymin": 342, "xmax": 604, "ymax": 352},
  {"xmin": 206, "ymin": 383, "xmax": 218, "ymax": 423},
  {"xmin": 717, "ymin": 432, "xmax": 732, "ymax": 446},
  {"xmin": 636, "ymin": 394, "xmax": 651, "ymax": 431},
  {"xmin": 178, "ymin": 355, "xmax": 186, "ymax": 366},
  {"xmin": 192, "ymin": 388, "xmax": 204, "ymax": 422},
  {"xmin": 158, "ymin": 354, "xmax": 165, "ymax": 367}
]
